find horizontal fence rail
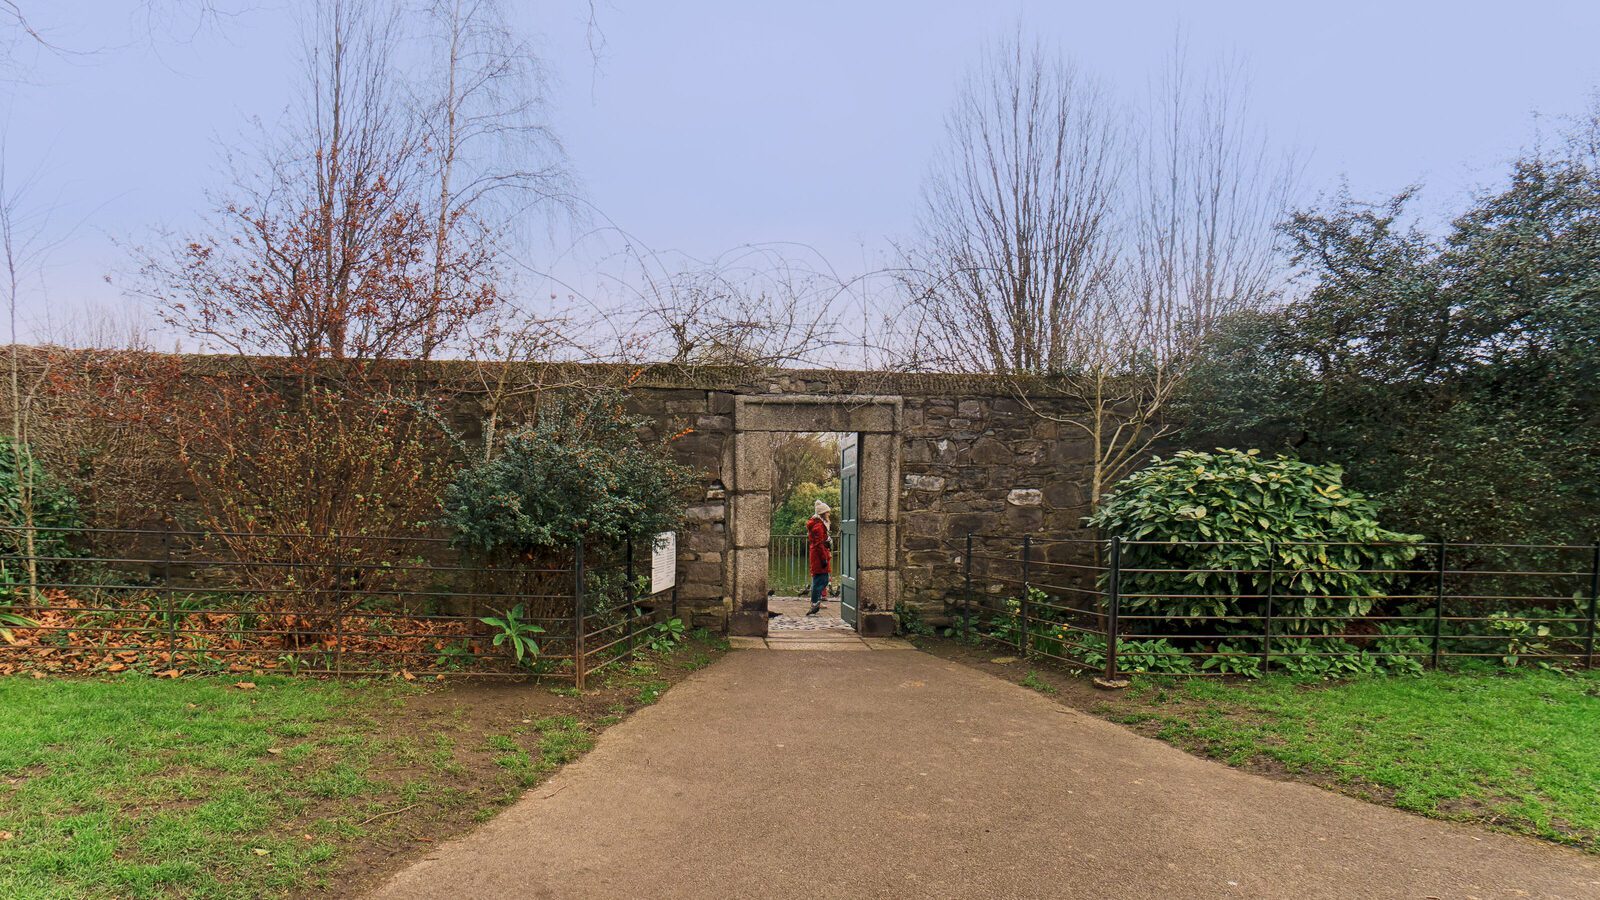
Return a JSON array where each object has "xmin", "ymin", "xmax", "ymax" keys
[
  {"xmin": 950, "ymin": 534, "xmax": 1600, "ymax": 680},
  {"xmin": 0, "ymin": 526, "xmax": 658, "ymax": 684},
  {"xmin": 769, "ymin": 533, "xmax": 810, "ymax": 595}
]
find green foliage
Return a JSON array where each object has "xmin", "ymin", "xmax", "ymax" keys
[
  {"xmin": 896, "ymin": 602, "xmax": 935, "ymax": 637},
  {"xmin": 1372, "ymin": 623, "xmax": 1429, "ymax": 676},
  {"xmin": 0, "ymin": 436, "xmax": 83, "ymax": 589},
  {"xmin": 1178, "ymin": 147, "xmax": 1600, "ymax": 547},
  {"xmin": 479, "ymin": 605, "xmax": 545, "ymax": 666},
  {"xmin": 1088, "ymin": 449, "xmax": 1421, "ymax": 634},
  {"xmin": 1114, "ymin": 638, "xmax": 1195, "ymax": 674},
  {"xmin": 645, "ymin": 617, "xmax": 686, "ymax": 654},
  {"xmin": 0, "ymin": 609, "xmax": 36, "ymax": 644},
  {"xmin": 1486, "ymin": 612, "xmax": 1553, "ymax": 668},
  {"xmin": 1019, "ymin": 670, "xmax": 1057, "ymax": 694},
  {"xmin": 1273, "ymin": 639, "xmax": 1386, "ymax": 679},
  {"xmin": 1202, "ymin": 642, "xmax": 1263, "ymax": 678},
  {"xmin": 444, "ymin": 389, "xmax": 698, "ymax": 558},
  {"xmin": 770, "ymin": 478, "xmax": 840, "ymax": 536}
]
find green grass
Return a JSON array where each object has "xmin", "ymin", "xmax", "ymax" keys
[
  {"xmin": 1106, "ymin": 668, "xmax": 1600, "ymax": 849},
  {"xmin": 0, "ymin": 675, "xmax": 397, "ymax": 899}
]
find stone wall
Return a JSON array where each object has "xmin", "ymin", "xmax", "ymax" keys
[
  {"xmin": 599, "ymin": 367, "xmax": 1095, "ymax": 631},
  {"xmin": 43, "ymin": 352, "xmax": 1097, "ymax": 633}
]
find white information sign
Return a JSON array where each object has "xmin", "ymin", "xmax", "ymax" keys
[{"xmin": 650, "ymin": 532, "xmax": 677, "ymax": 595}]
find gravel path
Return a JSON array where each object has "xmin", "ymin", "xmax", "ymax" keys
[{"xmin": 369, "ymin": 649, "xmax": 1600, "ymax": 899}]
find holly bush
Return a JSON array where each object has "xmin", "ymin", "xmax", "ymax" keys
[
  {"xmin": 443, "ymin": 388, "xmax": 698, "ymax": 559},
  {"xmin": 1087, "ymin": 449, "xmax": 1421, "ymax": 634}
]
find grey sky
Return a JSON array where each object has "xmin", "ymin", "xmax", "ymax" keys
[{"xmin": 6, "ymin": 0, "xmax": 1600, "ymax": 345}]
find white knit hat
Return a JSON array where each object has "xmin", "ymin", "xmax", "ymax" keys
[{"xmin": 814, "ymin": 500, "xmax": 831, "ymax": 515}]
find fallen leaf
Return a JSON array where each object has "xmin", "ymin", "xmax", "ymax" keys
[
  {"xmin": 252, "ymin": 848, "xmax": 269, "ymax": 856},
  {"xmin": 266, "ymin": 748, "xmax": 282, "ymax": 755},
  {"xmin": 30, "ymin": 671, "xmax": 43, "ymax": 679},
  {"xmin": 0, "ymin": 830, "xmax": 13, "ymax": 841},
  {"xmin": 156, "ymin": 669, "xmax": 181, "ymax": 679},
  {"xmin": 105, "ymin": 663, "xmax": 127, "ymax": 673},
  {"xmin": 302, "ymin": 834, "xmax": 314, "ymax": 842},
  {"xmin": 400, "ymin": 670, "xmax": 416, "ymax": 681},
  {"xmin": 989, "ymin": 656, "xmax": 1018, "ymax": 665},
  {"xmin": 234, "ymin": 681, "xmax": 257, "ymax": 691}
]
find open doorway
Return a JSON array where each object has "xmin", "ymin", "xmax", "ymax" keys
[
  {"xmin": 765, "ymin": 432, "xmax": 855, "ymax": 634},
  {"xmin": 727, "ymin": 394, "xmax": 899, "ymax": 638}
]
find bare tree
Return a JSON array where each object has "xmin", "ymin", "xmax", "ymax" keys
[
  {"xmin": 1043, "ymin": 46, "xmax": 1292, "ymax": 510},
  {"xmin": 455, "ymin": 304, "xmax": 593, "ymax": 460},
  {"xmin": 0, "ymin": 148, "xmax": 52, "ymax": 599},
  {"xmin": 414, "ymin": 0, "xmax": 572, "ymax": 356},
  {"xmin": 613, "ymin": 244, "xmax": 848, "ymax": 368},
  {"xmin": 901, "ymin": 35, "xmax": 1122, "ymax": 375},
  {"xmin": 903, "ymin": 35, "xmax": 1293, "ymax": 511},
  {"xmin": 137, "ymin": 0, "xmax": 504, "ymax": 364}
]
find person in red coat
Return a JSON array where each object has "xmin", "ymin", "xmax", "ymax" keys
[{"xmin": 806, "ymin": 500, "xmax": 832, "ymax": 616}]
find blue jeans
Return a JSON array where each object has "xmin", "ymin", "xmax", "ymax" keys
[{"xmin": 809, "ymin": 573, "xmax": 830, "ymax": 606}]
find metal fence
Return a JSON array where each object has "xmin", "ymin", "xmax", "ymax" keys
[
  {"xmin": 769, "ymin": 533, "xmax": 810, "ymax": 595},
  {"xmin": 950, "ymin": 534, "xmax": 1600, "ymax": 679},
  {"xmin": 0, "ymin": 526, "xmax": 659, "ymax": 685}
]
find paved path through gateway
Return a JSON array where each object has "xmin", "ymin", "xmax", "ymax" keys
[{"xmin": 370, "ymin": 648, "xmax": 1600, "ymax": 899}]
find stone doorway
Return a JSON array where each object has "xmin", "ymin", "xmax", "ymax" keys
[{"xmin": 727, "ymin": 395, "xmax": 901, "ymax": 638}]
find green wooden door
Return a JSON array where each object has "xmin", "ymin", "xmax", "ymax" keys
[{"xmin": 838, "ymin": 433, "xmax": 859, "ymax": 628}]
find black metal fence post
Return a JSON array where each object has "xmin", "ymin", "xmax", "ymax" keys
[
  {"xmin": 1019, "ymin": 535, "xmax": 1032, "ymax": 656},
  {"xmin": 574, "ymin": 540, "xmax": 586, "ymax": 690},
  {"xmin": 1431, "ymin": 540, "xmax": 1446, "ymax": 670},
  {"xmin": 1586, "ymin": 542, "xmax": 1599, "ymax": 669},
  {"xmin": 1261, "ymin": 542, "xmax": 1274, "ymax": 673},
  {"xmin": 963, "ymin": 533, "xmax": 974, "ymax": 641},
  {"xmin": 1106, "ymin": 536, "xmax": 1121, "ymax": 680}
]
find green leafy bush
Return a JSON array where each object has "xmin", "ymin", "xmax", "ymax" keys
[
  {"xmin": 1087, "ymin": 449, "xmax": 1421, "ymax": 635},
  {"xmin": 0, "ymin": 436, "xmax": 82, "ymax": 596},
  {"xmin": 443, "ymin": 389, "xmax": 698, "ymax": 559},
  {"xmin": 771, "ymin": 479, "xmax": 840, "ymax": 536}
]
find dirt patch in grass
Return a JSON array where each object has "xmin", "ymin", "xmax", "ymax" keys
[{"xmin": 293, "ymin": 638, "xmax": 727, "ymax": 897}]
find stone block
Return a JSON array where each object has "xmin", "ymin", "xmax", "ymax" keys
[
  {"xmin": 697, "ymin": 414, "xmax": 733, "ymax": 432},
  {"xmin": 970, "ymin": 437, "xmax": 1012, "ymax": 465},
  {"xmin": 708, "ymin": 391, "xmax": 736, "ymax": 415},
  {"xmin": 857, "ymin": 522, "xmax": 894, "ymax": 569},
  {"xmin": 958, "ymin": 399, "xmax": 983, "ymax": 418},
  {"xmin": 904, "ymin": 474, "xmax": 945, "ymax": 492},
  {"xmin": 859, "ymin": 433, "xmax": 898, "ymax": 523},
  {"xmin": 685, "ymin": 527, "xmax": 726, "ymax": 552},
  {"xmin": 735, "ymin": 395, "xmax": 901, "ymax": 433},
  {"xmin": 686, "ymin": 503, "xmax": 726, "ymax": 524},
  {"xmin": 1005, "ymin": 505, "xmax": 1045, "ymax": 531},
  {"xmin": 733, "ymin": 494, "xmax": 772, "ymax": 549},
  {"xmin": 857, "ymin": 611, "xmax": 897, "ymax": 637},
  {"xmin": 1007, "ymin": 488, "xmax": 1043, "ymax": 506},
  {"xmin": 733, "ymin": 546, "xmax": 769, "ymax": 600},
  {"xmin": 855, "ymin": 567, "xmax": 899, "ymax": 610},
  {"xmin": 729, "ymin": 610, "xmax": 768, "ymax": 637},
  {"xmin": 733, "ymin": 432, "xmax": 775, "ymax": 495}
]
